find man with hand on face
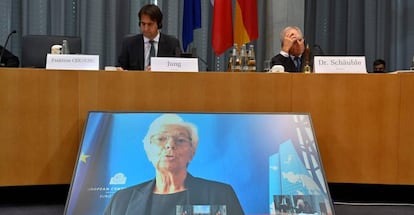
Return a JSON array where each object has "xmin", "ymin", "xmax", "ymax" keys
[
  {"xmin": 271, "ymin": 26, "xmax": 305, "ymax": 72},
  {"xmin": 117, "ymin": 4, "xmax": 182, "ymax": 71}
]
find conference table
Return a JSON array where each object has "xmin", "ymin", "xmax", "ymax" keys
[{"xmin": 1, "ymin": 68, "xmax": 413, "ymax": 186}]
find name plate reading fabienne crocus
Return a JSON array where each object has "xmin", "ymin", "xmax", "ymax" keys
[{"xmin": 46, "ymin": 54, "xmax": 100, "ymax": 70}]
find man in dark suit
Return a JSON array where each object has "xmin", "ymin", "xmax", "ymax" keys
[
  {"xmin": 0, "ymin": 45, "xmax": 19, "ymax": 67},
  {"xmin": 271, "ymin": 26, "xmax": 305, "ymax": 72},
  {"xmin": 117, "ymin": 4, "xmax": 181, "ymax": 71},
  {"xmin": 372, "ymin": 58, "xmax": 386, "ymax": 73}
]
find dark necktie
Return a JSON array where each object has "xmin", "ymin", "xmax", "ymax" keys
[
  {"xmin": 294, "ymin": 56, "xmax": 301, "ymax": 71},
  {"xmin": 149, "ymin": 40, "xmax": 155, "ymax": 65}
]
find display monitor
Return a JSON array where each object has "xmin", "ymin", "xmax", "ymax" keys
[{"xmin": 64, "ymin": 112, "xmax": 335, "ymax": 215}]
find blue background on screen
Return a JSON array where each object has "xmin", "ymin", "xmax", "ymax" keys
[{"xmin": 64, "ymin": 112, "xmax": 331, "ymax": 215}]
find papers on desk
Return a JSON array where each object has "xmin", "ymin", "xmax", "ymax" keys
[{"xmin": 389, "ymin": 70, "xmax": 414, "ymax": 73}]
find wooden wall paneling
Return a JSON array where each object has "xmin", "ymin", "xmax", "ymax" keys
[
  {"xmin": 1, "ymin": 68, "xmax": 413, "ymax": 186},
  {"xmin": 398, "ymin": 73, "xmax": 414, "ymax": 185},
  {"xmin": 0, "ymin": 68, "xmax": 80, "ymax": 186},
  {"xmin": 291, "ymin": 74, "xmax": 401, "ymax": 184}
]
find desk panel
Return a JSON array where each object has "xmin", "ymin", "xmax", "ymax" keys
[
  {"xmin": 399, "ymin": 73, "xmax": 414, "ymax": 184},
  {"xmin": 1, "ymin": 68, "xmax": 413, "ymax": 186},
  {"xmin": 77, "ymin": 71, "xmax": 293, "ymax": 134},
  {"xmin": 291, "ymin": 74, "xmax": 400, "ymax": 184},
  {"xmin": 0, "ymin": 68, "xmax": 79, "ymax": 185}
]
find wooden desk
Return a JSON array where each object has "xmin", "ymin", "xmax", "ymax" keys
[{"xmin": 1, "ymin": 68, "xmax": 413, "ymax": 186}]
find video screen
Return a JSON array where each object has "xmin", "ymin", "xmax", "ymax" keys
[{"xmin": 64, "ymin": 112, "xmax": 334, "ymax": 215}]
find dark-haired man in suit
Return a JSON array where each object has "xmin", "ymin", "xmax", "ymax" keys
[
  {"xmin": 117, "ymin": 4, "xmax": 181, "ymax": 71},
  {"xmin": 372, "ymin": 59, "xmax": 386, "ymax": 73},
  {"xmin": 0, "ymin": 45, "xmax": 19, "ymax": 67}
]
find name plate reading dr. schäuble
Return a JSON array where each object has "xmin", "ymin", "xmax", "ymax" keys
[{"xmin": 313, "ymin": 56, "xmax": 367, "ymax": 73}]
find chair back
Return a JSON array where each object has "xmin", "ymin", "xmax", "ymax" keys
[{"xmin": 21, "ymin": 35, "xmax": 81, "ymax": 68}]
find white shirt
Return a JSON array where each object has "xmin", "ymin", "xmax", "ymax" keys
[{"xmin": 144, "ymin": 33, "xmax": 160, "ymax": 68}]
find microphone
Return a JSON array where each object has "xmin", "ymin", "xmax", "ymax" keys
[
  {"xmin": 410, "ymin": 56, "xmax": 414, "ymax": 71},
  {"xmin": 175, "ymin": 47, "xmax": 182, "ymax": 57},
  {"xmin": 0, "ymin": 30, "xmax": 17, "ymax": 67},
  {"xmin": 180, "ymin": 47, "xmax": 209, "ymax": 71},
  {"xmin": 313, "ymin": 44, "xmax": 325, "ymax": 56}
]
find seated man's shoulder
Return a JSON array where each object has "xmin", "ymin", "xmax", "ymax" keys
[
  {"xmin": 123, "ymin": 34, "xmax": 142, "ymax": 42},
  {"xmin": 272, "ymin": 53, "xmax": 287, "ymax": 60},
  {"xmin": 161, "ymin": 33, "xmax": 179, "ymax": 41}
]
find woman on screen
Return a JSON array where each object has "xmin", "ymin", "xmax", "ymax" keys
[{"xmin": 104, "ymin": 114, "xmax": 244, "ymax": 215}]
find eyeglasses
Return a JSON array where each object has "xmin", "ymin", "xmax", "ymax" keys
[{"xmin": 150, "ymin": 134, "xmax": 192, "ymax": 147}]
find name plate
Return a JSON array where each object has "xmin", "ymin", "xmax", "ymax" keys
[
  {"xmin": 314, "ymin": 56, "xmax": 367, "ymax": 73},
  {"xmin": 151, "ymin": 57, "xmax": 198, "ymax": 72},
  {"xmin": 46, "ymin": 54, "xmax": 100, "ymax": 70}
]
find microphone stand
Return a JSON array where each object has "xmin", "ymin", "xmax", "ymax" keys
[
  {"xmin": 313, "ymin": 44, "xmax": 325, "ymax": 56},
  {"xmin": 0, "ymin": 30, "xmax": 17, "ymax": 67},
  {"xmin": 183, "ymin": 46, "xmax": 209, "ymax": 71},
  {"xmin": 303, "ymin": 44, "xmax": 311, "ymax": 73}
]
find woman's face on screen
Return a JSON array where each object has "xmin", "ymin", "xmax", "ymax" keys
[{"xmin": 145, "ymin": 124, "xmax": 195, "ymax": 173}]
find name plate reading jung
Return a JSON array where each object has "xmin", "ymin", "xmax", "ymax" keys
[
  {"xmin": 314, "ymin": 56, "xmax": 367, "ymax": 73},
  {"xmin": 46, "ymin": 54, "xmax": 100, "ymax": 70},
  {"xmin": 151, "ymin": 57, "xmax": 199, "ymax": 72}
]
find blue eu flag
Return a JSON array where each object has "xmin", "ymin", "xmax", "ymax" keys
[{"xmin": 182, "ymin": 0, "xmax": 202, "ymax": 51}]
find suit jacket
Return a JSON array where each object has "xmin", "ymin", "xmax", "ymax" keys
[
  {"xmin": 117, "ymin": 33, "xmax": 181, "ymax": 70},
  {"xmin": 271, "ymin": 53, "xmax": 304, "ymax": 72},
  {"xmin": 0, "ymin": 45, "xmax": 19, "ymax": 67},
  {"xmin": 104, "ymin": 173, "xmax": 245, "ymax": 215}
]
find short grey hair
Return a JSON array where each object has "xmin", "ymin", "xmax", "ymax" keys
[
  {"xmin": 142, "ymin": 114, "xmax": 199, "ymax": 150},
  {"xmin": 280, "ymin": 26, "xmax": 303, "ymax": 45}
]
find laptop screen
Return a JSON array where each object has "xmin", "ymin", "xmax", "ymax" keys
[{"xmin": 64, "ymin": 112, "xmax": 334, "ymax": 215}]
